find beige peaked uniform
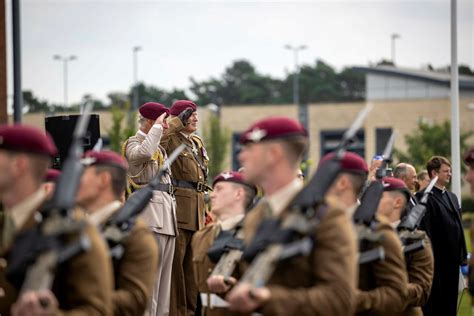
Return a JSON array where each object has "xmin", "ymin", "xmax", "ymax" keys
[
  {"xmin": 125, "ymin": 124, "xmax": 177, "ymax": 316},
  {"xmin": 356, "ymin": 215, "xmax": 409, "ymax": 316},
  {"xmin": 88, "ymin": 200, "xmax": 159, "ymax": 316},
  {"xmin": 238, "ymin": 179, "xmax": 358, "ymax": 315},
  {"xmin": 0, "ymin": 187, "xmax": 114, "ymax": 315},
  {"xmin": 191, "ymin": 214, "xmax": 244, "ymax": 316},
  {"xmin": 402, "ymin": 233, "xmax": 434, "ymax": 316},
  {"xmin": 161, "ymin": 116, "xmax": 209, "ymax": 316}
]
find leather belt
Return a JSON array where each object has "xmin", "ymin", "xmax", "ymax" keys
[
  {"xmin": 172, "ymin": 179, "xmax": 209, "ymax": 192},
  {"xmin": 153, "ymin": 183, "xmax": 174, "ymax": 194}
]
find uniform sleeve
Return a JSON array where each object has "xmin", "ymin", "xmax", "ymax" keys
[
  {"xmin": 111, "ymin": 221, "xmax": 159, "ymax": 316},
  {"xmin": 260, "ymin": 209, "xmax": 358, "ymax": 316},
  {"xmin": 405, "ymin": 236, "xmax": 434, "ymax": 308},
  {"xmin": 56, "ymin": 224, "xmax": 114, "ymax": 316},
  {"xmin": 126, "ymin": 125, "xmax": 164, "ymax": 165},
  {"xmin": 160, "ymin": 117, "xmax": 185, "ymax": 152},
  {"xmin": 355, "ymin": 228, "xmax": 408, "ymax": 313}
]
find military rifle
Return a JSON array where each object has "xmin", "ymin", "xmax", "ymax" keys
[
  {"xmin": 7, "ymin": 102, "xmax": 94, "ymax": 295},
  {"xmin": 397, "ymin": 176, "xmax": 438, "ymax": 254},
  {"xmin": 236, "ymin": 105, "xmax": 372, "ymax": 289},
  {"xmin": 354, "ymin": 132, "xmax": 396, "ymax": 265},
  {"xmin": 103, "ymin": 144, "xmax": 185, "ymax": 260}
]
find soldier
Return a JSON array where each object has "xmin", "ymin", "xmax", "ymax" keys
[
  {"xmin": 123, "ymin": 102, "xmax": 177, "ymax": 316},
  {"xmin": 0, "ymin": 124, "xmax": 113, "ymax": 315},
  {"xmin": 192, "ymin": 171, "xmax": 256, "ymax": 315},
  {"xmin": 76, "ymin": 150, "xmax": 159, "ymax": 315},
  {"xmin": 209, "ymin": 117, "xmax": 357, "ymax": 315},
  {"xmin": 416, "ymin": 170, "xmax": 430, "ymax": 192},
  {"xmin": 322, "ymin": 151, "xmax": 368, "ymax": 218},
  {"xmin": 417, "ymin": 156, "xmax": 467, "ymax": 316},
  {"xmin": 378, "ymin": 177, "xmax": 434, "ymax": 315},
  {"xmin": 161, "ymin": 100, "xmax": 210, "ymax": 316},
  {"xmin": 321, "ymin": 152, "xmax": 408, "ymax": 314}
]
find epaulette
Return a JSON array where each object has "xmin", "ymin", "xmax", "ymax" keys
[{"xmin": 191, "ymin": 134, "xmax": 205, "ymax": 148}]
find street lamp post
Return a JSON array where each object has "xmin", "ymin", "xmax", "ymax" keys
[
  {"xmin": 391, "ymin": 33, "xmax": 400, "ymax": 64},
  {"xmin": 53, "ymin": 55, "xmax": 77, "ymax": 109},
  {"xmin": 132, "ymin": 46, "xmax": 142, "ymax": 110},
  {"xmin": 284, "ymin": 44, "xmax": 307, "ymax": 105}
]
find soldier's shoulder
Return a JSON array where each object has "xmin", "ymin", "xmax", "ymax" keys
[{"xmin": 191, "ymin": 134, "xmax": 205, "ymax": 147}]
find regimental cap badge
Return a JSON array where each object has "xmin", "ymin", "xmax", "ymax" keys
[
  {"xmin": 247, "ymin": 128, "xmax": 267, "ymax": 143},
  {"xmin": 221, "ymin": 172, "xmax": 234, "ymax": 180}
]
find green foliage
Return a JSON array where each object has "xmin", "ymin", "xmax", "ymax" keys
[
  {"xmin": 203, "ymin": 115, "xmax": 230, "ymax": 180},
  {"xmin": 394, "ymin": 120, "xmax": 473, "ymax": 172},
  {"xmin": 131, "ymin": 83, "xmax": 189, "ymax": 107},
  {"xmin": 190, "ymin": 59, "xmax": 365, "ymax": 105},
  {"xmin": 462, "ymin": 197, "xmax": 474, "ymax": 213},
  {"xmin": 107, "ymin": 104, "xmax": 136, "ymax": 153}
]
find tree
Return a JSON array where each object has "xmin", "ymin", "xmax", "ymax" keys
[
  {"xmin": 395, "ymin": 120, "xmax": 473, "ymax": 172},
  {"xmin": 107, "ymin": 105, "xmax": 136, "ymax": 153},
  {"xmin": 22, "ymin": 90, "xmax": 50, "ymax": 113},
  {"xmin": 202, "ymin": 115, "xmax": 230, "ymax": 180}
]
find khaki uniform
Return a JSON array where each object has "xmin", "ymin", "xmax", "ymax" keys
[
  {"xmin": 125, "ymin": 125, "xmax": 177, "ymax": 316},
  {"xmin": 402, "ymin": 234, "xmax": 434, "ymax": 316},
  {"xmin": 239, "ymin": 193, "xmax": 358, "ymax": 315},
  {"xmin": 161, "ymin": 116, "xmax": 209, "ymax": 316},
  {"xmin": 191, "ymin": 215, "xmax": 244, "ymax": 316},
  {"xmin": 0, "ymin": 188, "xmax": 114, "ymax": 315},
  {"xmin": 89, "ymin": 201, "xmax": 159, "ymax": 316},
  {"xmin": 356, "ymin": 216, "xmax": 408, "ymax": 315}
]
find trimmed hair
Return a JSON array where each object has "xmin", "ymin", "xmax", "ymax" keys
[
  {"xmin": 94, "ymin": 165, "xmax": 127, "ymax": 199},
  {"xmin": 279, "ymin": 136, "xmax": 309, "ymax": 168},
  {"xmin": 426, "ymin": 156, "xmax": 451, "ymax": 179},
  {"xmin": 231, "ymin": 182, "xmax": 257, "ymax": 211},
  {"xmin": 346, "ymin": 172, "xmax": 367, "ymax": 196}
]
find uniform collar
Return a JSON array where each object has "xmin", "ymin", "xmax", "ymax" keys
[
  {"xmin": 88, "ymin": 200, "xmax": 122, "ymax": 226},
  {"xmin": 6, "ymin": 186, "xmax": 48, "ymax": 231},
  {"xmin": 266, "ymin": 178, "xmax": 304, "ymax": 217},
  {"xmin": 390, "ymin": 219, "xmax": 401, "ymax": 229},
  {"xmin": 219, "ymin": 213, "xmax": 245, "ymax": 231}
]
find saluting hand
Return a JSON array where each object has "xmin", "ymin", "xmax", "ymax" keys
[
  {"xmin": 178, "ymin": 107, "xmax": 194, "ymax": 125},
  {"xmin": 155, "ymin": 112, "xmax": 169, "ymax": 129},
  {"xmin": 226, "ymin": 282, "xmax": 271, "ymax": 313}
]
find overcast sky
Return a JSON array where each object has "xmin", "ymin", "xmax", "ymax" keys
[{"xmin": 6, "ymin": 0, "xmax": 474, "ymax": 106}]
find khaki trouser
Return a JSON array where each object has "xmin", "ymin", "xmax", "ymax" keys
[{"xmin": 149, "ymin": 233, "xmax": 176, "ymax": 316}]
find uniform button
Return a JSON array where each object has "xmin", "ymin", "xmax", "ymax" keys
[
  {"xmin": 0, "ymin": 258, "xmax": 7, "ymax": 268},
  {"xmin": 199, "ymin": 176, "xmax": 202, "ymax": 179}
]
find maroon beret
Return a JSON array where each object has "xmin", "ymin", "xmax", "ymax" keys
[
  {"xmin": 0, "ymin": 124, "xmax": 57, "ymax": 157},
  {"xmin": 213, "ymin": 171, "xmax": 257, "ymax": 193},
  {"xmin": 169, "ymin": 100, "xmax": 198, "ymax": 116},
  {"xmin": 319, "ymin": 151, "xmax": 368, "ymax": 174},
  {"xmin": 81, "ymin": 150, "xmax": 128, "ymax": 170},
  {"xmin": 381, "ymin": 177, "xmax": 411, "ymax": 200},
  {"xmin": 239, "ymin": 117, "xmax": 307, "ymax": 144},
  {"xmin": 464, "ymin": 148, "xmax": 474, "ymax": 165},
  {"xmin": 138, "ymin": 102, "xmax": 170, "ymax": 120},
  {"xmin": 45, "ymin": 168, "xmax": 61, "ymax": 182}
]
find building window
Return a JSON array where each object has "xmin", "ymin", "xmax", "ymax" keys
[
  {"xmin": 375, "ymin": 128, "xmax": 393, "ymax": 155},
  {"xmin": 231, "ymin": 132, "xmax": 242, "ymax": 171},
  {"xmin": 320, "ymin": 129, "xmax": 365, "ymax": 158}
]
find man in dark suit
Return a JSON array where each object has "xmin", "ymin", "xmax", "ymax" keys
[{"xmin": 417, "ymin": 156, "xmax": 467, "ymax": 316}]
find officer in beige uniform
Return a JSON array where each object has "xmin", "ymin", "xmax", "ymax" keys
[
  {"xmin": 209, "ymin": 117, "xmax": 358, "ymax": 315},
  {"xmin": 0, "ymin": 124, "xmax": 113, "ymax": 316},
  {"xmin": 161, "ymin": 100, "xmax": 209, "ymax": 316},
  {"xmin": 191, "ymin": 171, "xmax": 256, "ymax": 316},
  {"xmin": 124, "ymin": 102, "xmax": 176, "ymax": 316},
  {"xmin": 377, "ymin": 177, "xmax": 433, "ymax": 316},
  {"xmin": 76, "ymin": 150, "xmax": 159, "ymax": 316}
]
